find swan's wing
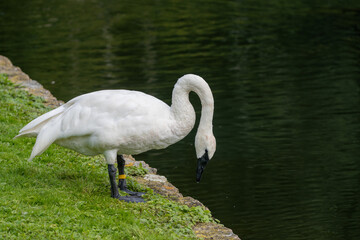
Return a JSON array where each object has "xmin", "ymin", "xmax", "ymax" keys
[
  {"xmin": 27, "ymin": 90, "xmax": 171, "ymax": 160},
  {"xmin": 57, "ymin": 90, "xmax": 171, "ymax": 138}
]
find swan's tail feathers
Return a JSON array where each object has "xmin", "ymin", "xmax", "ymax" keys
[
  {"xmin": 14, "ymin": 105, "xmax": 66, "ymax": 161},
  {"xmin": 14, "ymin": 130, "xmax": 39, "ymax": 139},
  {"xmin": 14, "ymin": 105, "xmax": 65, "ymax": 139},
  {"xmin": 27, "ymin": 128, "xmax": 58, "ymax": 161}
]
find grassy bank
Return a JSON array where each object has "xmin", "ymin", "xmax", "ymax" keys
[{"xmin": 0, "ymin": 74, "xmax": 213, "ymax": 239}]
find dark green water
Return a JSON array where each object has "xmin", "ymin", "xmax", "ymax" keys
[{"xmin": 1, "ymin": 1, "xmax": 360, "ymax": 239}]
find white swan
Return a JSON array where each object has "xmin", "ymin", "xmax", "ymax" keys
[{"xmin": 15, "ymin": 74, "xmax": 216, "ymax": 202}]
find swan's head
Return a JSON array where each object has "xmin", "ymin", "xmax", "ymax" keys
[{"xmin": 195, "ymin": 132, "xmax": 216, "ymax": 183}]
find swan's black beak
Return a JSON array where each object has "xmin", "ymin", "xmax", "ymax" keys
[{"xmin": 196, "ymin": 150, "xmax": 209, "ymax": 183}]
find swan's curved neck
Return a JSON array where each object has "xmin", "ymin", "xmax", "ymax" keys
[{"xmin": 170, "ymin": 74, "xmax": 214, "ymax": 137}]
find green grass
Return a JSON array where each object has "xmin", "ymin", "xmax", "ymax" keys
[{"xmin": 0, "ymin": 74, "xmax": 213, "ymax": 239}]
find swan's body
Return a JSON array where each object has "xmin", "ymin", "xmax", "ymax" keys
[
  {"xmin": 15, "ymin": 74, "xmax": 216, "ymax": 202},
  {"xmin": 24, "ymin": 90, "xmax": 189, "ymax": 158}
]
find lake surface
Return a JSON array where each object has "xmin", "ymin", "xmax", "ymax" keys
[{"xmin": 1, "ymin": 1, "xmax": 360, "ymax": 239}]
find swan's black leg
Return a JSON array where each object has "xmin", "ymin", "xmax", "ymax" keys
[
  {"xmin": 108, "ymin": 164, "xmax": 144, "ymax": 203},
  {"xmin": 117, "ymin": 155, "xmax": 145, "ymax": 197},
  {"xmin": 108, "ymin": 164, "xmax": 120, "ymax": 198}
]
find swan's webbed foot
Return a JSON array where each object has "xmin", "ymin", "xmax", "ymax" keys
[
  {"xmin": 118, "ymin": 179, "xmax": 145, "ymax": 197},
  {"xmin": 116, "ymin": 195, "xmax": 145, "ymax": 203}
]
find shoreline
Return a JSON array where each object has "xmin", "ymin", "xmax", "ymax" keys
[{"xmin": 0, "ymin": 55, "xmax": 240, "ymax": 240}]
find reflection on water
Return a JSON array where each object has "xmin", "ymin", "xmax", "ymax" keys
[{"xmin": 1, "ymin": 1, "xmax": 360, "ymax": 239}]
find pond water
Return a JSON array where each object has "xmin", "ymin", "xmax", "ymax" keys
[{"xmin": 1, "ymin": 1, "xmax": 360, "ymax": 239}]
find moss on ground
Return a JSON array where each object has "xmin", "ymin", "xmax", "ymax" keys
[{"xmin": 0, "ymin": 74, "xmax": 213, "ymax": 239}]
